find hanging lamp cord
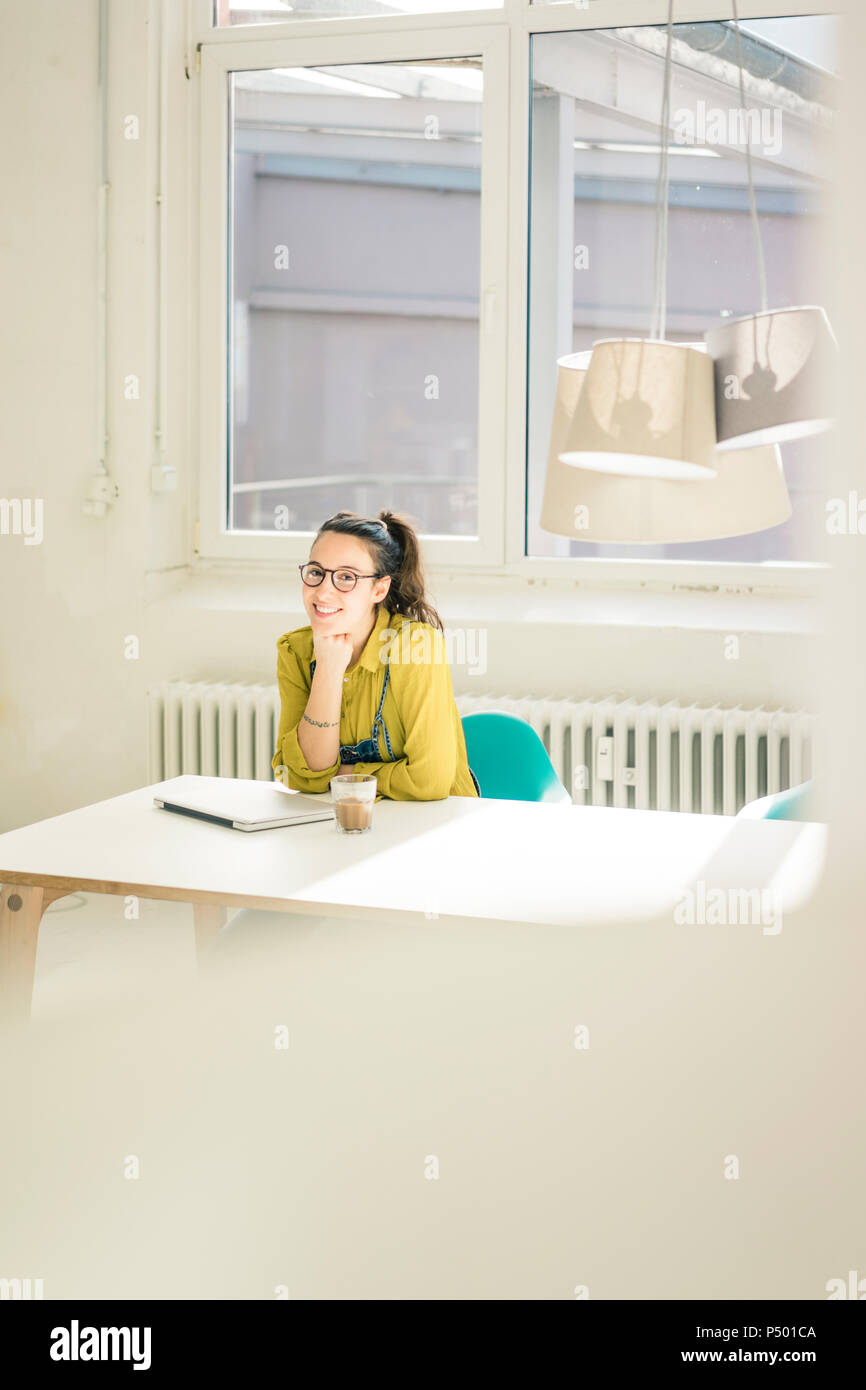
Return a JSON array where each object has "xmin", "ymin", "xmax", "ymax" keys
[
  {"xmin": 731, "ymin": 0, "xmax": 770, "ymax": 315},
  {"xmin": 651, "ymin": 1, "xmax": 770, "ymax": 339},
  {"xmin": 650, "ymin": 0, "xmax": 675, "ymax": 341}
]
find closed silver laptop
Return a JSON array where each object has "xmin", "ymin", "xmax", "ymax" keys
[{"xmin": 153, "ymin": 775, "xmax": 335, "ymax": 832}]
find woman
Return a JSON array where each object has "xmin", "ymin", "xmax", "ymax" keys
[
  {"xmin": 272, "ymin": 509, "xmax": 480, "ymax": 801},
  {"xmin": 208, "ymin": 510, "xmax": 479, "ymax": 966}
]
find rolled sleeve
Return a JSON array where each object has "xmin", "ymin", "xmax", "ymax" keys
[{"xmin": 271, "ymin": 636, "xmax": 340, "ymax": 794}]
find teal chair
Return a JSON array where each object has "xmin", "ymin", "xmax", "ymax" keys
[
  {"xmin": 462, "ymin": 711, "xmax": 572, "ymax": 804},
  {"xmin": 736, "ymin": 779, "xmax": 817, "ymax": 822}
]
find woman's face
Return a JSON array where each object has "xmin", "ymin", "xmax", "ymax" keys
[{"xmin": 303, "ymin": 532, "xmax": 391, "ymax": 633}]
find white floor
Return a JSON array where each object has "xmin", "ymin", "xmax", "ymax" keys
[
  {"xmin": 5, "ymin": 888, "xmax": 855, "ymax": 1301},
  {"xmin": 31, "ymin": 891, "xmax": 199, "ymax": 1020}
]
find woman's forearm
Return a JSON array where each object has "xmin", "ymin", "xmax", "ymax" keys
[{"xmin": 297, "ymin": 668, "xmax": 343, "ymax": 771}]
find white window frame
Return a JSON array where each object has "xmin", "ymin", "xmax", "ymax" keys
[
  {"xmin": 194, "ymin": 0, "xmax": 838, "ymax": 598},
  {"xmin": 198, "ymin": 18, "xmax": 509, "ymax": 568}
]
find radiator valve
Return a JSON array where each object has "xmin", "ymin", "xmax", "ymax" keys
[{"xmin": 596, "ymin": 737, "xmax": 636, "ymax": 785}]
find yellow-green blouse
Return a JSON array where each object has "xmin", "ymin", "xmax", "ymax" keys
[{"xmin": 272, "ymin": 603, "xmax": 479, "ymax": 801}]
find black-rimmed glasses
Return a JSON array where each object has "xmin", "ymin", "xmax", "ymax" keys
[{"xmin": 298, "ymin": 563, "xmax": 381, "ymax": 593}]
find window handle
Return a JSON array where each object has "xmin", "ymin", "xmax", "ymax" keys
[{"xmin": 482, "ymin": 286, "xmax": 499, "ymax": 334}]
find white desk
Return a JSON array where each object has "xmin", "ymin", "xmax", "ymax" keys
[{"xmin": 0, "ymin": 776, "xmax": 827, "ymax": 1022}]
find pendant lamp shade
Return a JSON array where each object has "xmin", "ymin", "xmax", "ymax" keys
[
  {"xmin": 540, "ymin": 351, "xmax": 792, "ymax": 544},
  {"xmin": 558, "ymin": 339, "xmax": 719, "ymax": 481},
  {"xmin": 705, "ymin": 306, "xmax": 837, "ymax": 451}
]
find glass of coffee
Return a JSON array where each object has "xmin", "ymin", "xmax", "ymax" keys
[{"xmin": 329, "ymin": 773, "xmax": 377, "ymax": 834}]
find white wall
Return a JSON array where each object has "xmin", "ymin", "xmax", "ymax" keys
[{"xmin": 0, "ymin": 0, "xmax": 191, "ymax": 831}]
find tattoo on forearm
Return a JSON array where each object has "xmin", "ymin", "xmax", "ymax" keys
[{"xmin": 302, "ymin": 712, "xmax": 340, "ymax": 728}]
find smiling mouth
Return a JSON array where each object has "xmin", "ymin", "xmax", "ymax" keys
[{"xmin": 313, "ymin": 602, "xmax": 342, "ymax": 616}]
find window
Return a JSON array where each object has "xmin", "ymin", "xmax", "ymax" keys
[
  {"xmin": 214, "ymin": 0, "xmax": 503, "ymax": 28},
  {"xmin": 228, "ymin": 61, "xmax": 483, "ymax": 538},
  {"xmin": 199, "ymin": 20, "xmax": 508, "ymax": 565},
  {"xmin": 197, "ymin": 2, "xmax": 838, "ymax": 585},
  {"xmin": 527, "ymin": 15, "xmax": 838, "ymax": 564}
]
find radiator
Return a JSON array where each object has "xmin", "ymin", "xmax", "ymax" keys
[
  {"xmin": 147, "ymin": 681, "xmax": 282, "ymax": 786},
  {"xmin": 147, "ymin": 681, "xmax": 815, "ymax": 817},
  {"xmin": 456, "ymin": 692, "xmax": 814, "ymax": 815}
]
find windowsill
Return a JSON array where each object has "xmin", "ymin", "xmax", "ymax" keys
[{"xmin": 144, "ymin": 562, "xmax": 822, "ymax": 636}]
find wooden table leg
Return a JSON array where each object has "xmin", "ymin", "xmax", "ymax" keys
[
  {"xmin": 193, "ymin": 904, "xmax": 228, "ymax": 965},
  {"xmin": 0, "ymin": 883, "xmax": 72, "ymax": 1026}
]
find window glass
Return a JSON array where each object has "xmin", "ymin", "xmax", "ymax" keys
[
  {"xmin": 228, "ymin": 60, "xmax": 483, "ymax": 536},
  {"xmin": 527, "ymin": 17, "xmax": 838, "ymax": 562},
  {"xmin": 216, "ymin": 1, "xmax": 502, "ymax": 28}
]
